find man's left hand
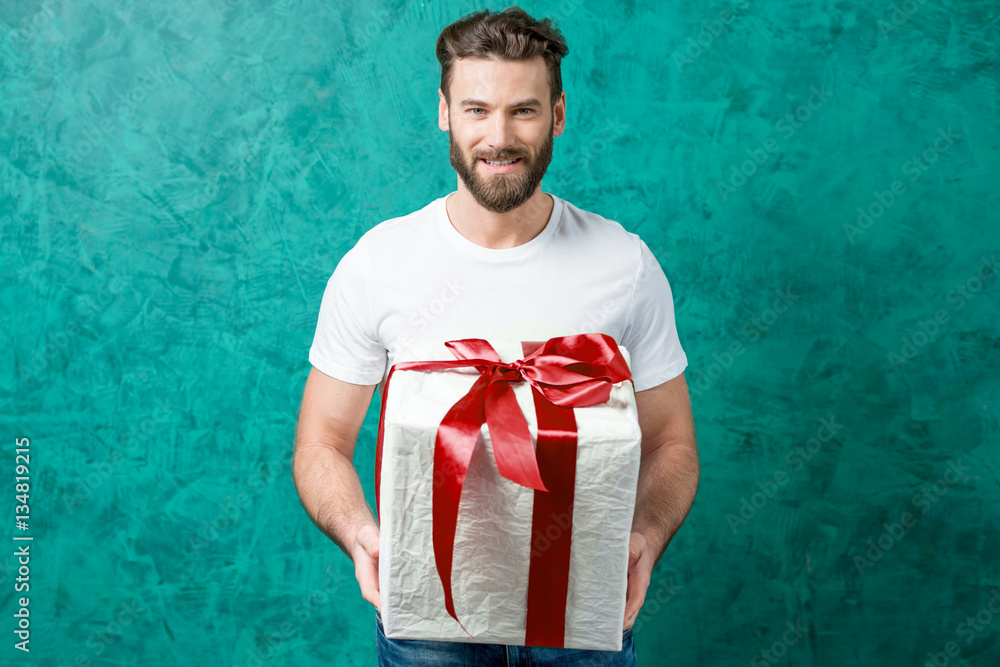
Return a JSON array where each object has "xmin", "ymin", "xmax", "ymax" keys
[{"xmin": 623, "ymin": 531, "xmax": 653, "ymax": 630}]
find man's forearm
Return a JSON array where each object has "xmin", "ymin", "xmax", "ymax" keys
[
  {"xmin": 631, "ymin": 439, "xmax": 700, "ymax": 566},
  {"xmin": 292, "ymin": 442, "xmax": 378, "ymax": 559}
]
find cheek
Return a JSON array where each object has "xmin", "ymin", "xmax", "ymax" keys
[{"xmin": 460, "ymin": 139, "xmax": 484, "ymax": 157}]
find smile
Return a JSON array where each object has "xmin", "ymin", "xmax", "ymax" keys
[{"xmin": 481, "ymin": 158, "xmax": 522, "ymax": 172}]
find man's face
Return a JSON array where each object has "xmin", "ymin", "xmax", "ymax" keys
[{"xmin": 440, "ymin": 56, "xmax": 565, "ymax": 214}]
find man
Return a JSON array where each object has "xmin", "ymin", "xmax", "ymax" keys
[{"xmin": 292, "ymin": 7, "xmax": 699, "ymax": 666}]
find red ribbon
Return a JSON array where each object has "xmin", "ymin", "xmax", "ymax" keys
[{"xmin": 375, "ymin": 333, "xmax": 632, "ymax": 645}]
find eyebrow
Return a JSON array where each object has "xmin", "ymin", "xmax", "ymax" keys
[{"xmin": 458, "ymin": 98, "xmax": 544, "ymax": 110}]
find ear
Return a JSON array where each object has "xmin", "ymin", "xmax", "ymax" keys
[
  {"xmin": 552, "ymin": 91, "xmax": 567, "ymax": 138},
  {"xmin": 438, "ymin": 89, "xmax": 450, "ymax": 132}
]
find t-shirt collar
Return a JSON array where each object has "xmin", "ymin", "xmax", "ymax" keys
[{"xmin": 437, "ymin": 191, "xmax": 563, "ymax": 261}]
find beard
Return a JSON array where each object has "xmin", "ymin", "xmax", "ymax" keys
[{"xmin": 448, "ymin": 117, "xmax": 554, "ymax": 214}]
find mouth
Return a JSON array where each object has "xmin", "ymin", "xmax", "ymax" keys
[{"xmin": 480, "ymin": 157, "xmax": 523, "ymax": 173}]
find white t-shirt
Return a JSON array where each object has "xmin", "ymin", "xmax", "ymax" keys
[{"xmin": 308, "ymin": 191, "xmax": 687, "ymax": 393}]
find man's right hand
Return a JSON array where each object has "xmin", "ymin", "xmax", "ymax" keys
[
  {"xmin": 292, "ymin": 369, "xmax": 381, "ymax": 610},
  {"xmin": 352, "ymin": 523, "xmax": 381, "ymax": 612}
]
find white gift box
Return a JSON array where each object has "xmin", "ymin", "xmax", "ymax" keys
[{"xmin": 376, "ymin": 338, "xmax": 642, "ymax": 651}]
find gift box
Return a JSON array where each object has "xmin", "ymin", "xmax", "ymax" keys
[{"xmin": 375, "ymin": 334, "xmax": 642, "ymax": 651}]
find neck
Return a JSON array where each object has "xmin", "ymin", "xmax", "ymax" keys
[{"xmin": 445, "ymin": 185, "xmax": 554, "ymax": 250}]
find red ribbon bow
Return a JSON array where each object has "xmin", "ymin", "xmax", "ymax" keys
[{"xmin": 375, "ymin": 333, "xmax": 632, "ymax": 645}]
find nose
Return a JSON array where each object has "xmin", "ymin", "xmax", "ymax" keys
[{"xmin": 485, "ymin": 115, "xmax": 518, "ymax": 155}]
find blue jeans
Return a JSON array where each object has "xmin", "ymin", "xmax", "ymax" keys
[{"xmin": 375, "ymin": 609, "xmax": 637, "ymax": 666}]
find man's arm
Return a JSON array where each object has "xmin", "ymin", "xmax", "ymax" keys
[
  {"xmin": 623, "ymin": 371, "xmax": 700, "ymax": 628},
  {"xmin": 292, "ymin": 367, "xmax": 382, "ymax": 610},
  {"xmin": 632, "ymin": 370, "xmax": 700, "ymax": 563}
]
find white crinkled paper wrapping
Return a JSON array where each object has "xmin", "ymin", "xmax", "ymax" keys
[{"xmin": 377, "ymin": 340, "xmax": 642, "ymax": 651}]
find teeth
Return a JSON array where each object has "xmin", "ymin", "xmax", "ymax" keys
[{"xmin": 485, "ymin": 159, "xmax": 517, "ymax": 166}]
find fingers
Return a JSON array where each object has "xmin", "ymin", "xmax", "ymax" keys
[
  {"xmin": 355, "ymin": 552, "xmax": 381, "ymax": 613},
  {"xmin": 623, "ymin": 536, "xmax": 649, "ymax": 629},
  {"xmin": 353, "ymin": 525, "xmax": 382, "ymax": 613},
  {"xmin": 623, "ymin": 575, "xmax": 644, "ymax": 629},
  {"xmin": 623, "ymin": 573, "xmax": 637, "ymax": 628}
]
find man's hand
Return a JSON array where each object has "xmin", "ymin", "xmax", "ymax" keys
[
  {"xmin": 352, "ymin": 524, "xmax": 381, "ymax": 613},
  {"xmin": 623, "ymin": 531, "xmax": 653, "ymax": 630}
]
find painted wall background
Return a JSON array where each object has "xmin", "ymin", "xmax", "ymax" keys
[{"xmin": 2, "ymin": 0, "xmax": 998, "ymax": 665}]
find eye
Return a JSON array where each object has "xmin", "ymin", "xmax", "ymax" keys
[{"xmin": 467, "ymin": 108, "xmax": 535, "ymax": 116}]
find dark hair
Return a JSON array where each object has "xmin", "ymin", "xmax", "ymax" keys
[{"xmin": 436, "ymin": 6, "xmax": 570, "ymax": 110}]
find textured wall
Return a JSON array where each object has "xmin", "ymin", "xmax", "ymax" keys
[{"xmin": 2, "ymin": 0, "xmax": 998, "ymax": 665}]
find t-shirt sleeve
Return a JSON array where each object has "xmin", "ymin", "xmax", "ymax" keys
[
  {"xmin": 308, "ymin": 243, "xmax": 388, "ymax": 385},
  {"xmin": 620, "ymin": 239, "xmax": 688, "ymax": 392}
]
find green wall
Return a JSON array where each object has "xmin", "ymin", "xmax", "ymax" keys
[{"xmin": 3, "ymin": 0, "xmax": 998, "ymax": 665}]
